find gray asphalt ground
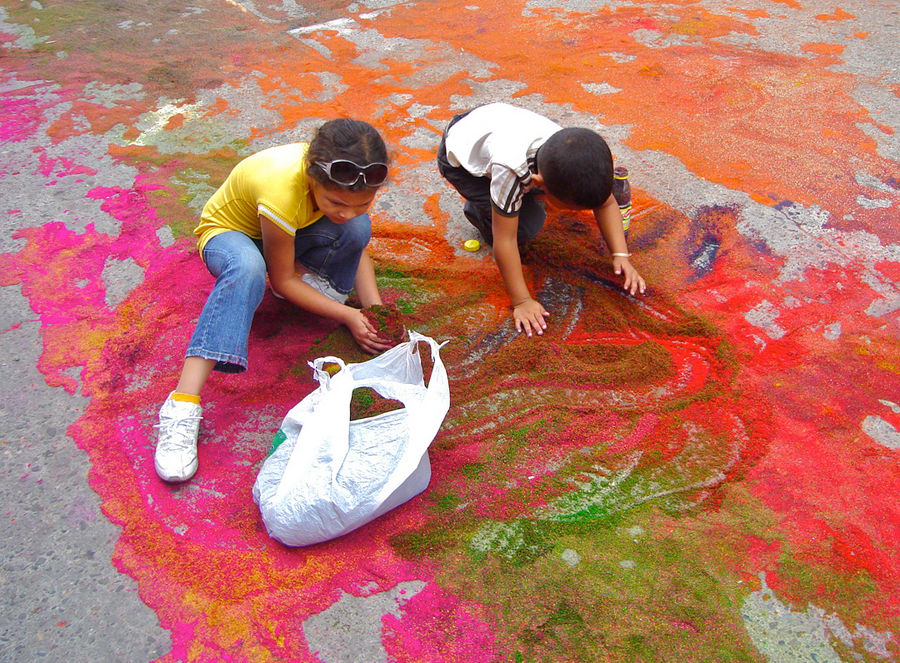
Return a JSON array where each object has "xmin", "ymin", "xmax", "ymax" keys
[{"xmin": 1, "ymin": 284, "xmax": 170, "ymax": 660}]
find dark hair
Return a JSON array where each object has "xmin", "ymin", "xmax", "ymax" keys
[
  {"xmin": 306, "ymin": 118, "xmax": 389, "ymax": 191},
  {"xmin": 536, "ymin": 128, "xmax": 614, "ymax": 209}
]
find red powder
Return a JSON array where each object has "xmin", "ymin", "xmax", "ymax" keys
[{"xmin": 362, "ymin": 303, "xmax": 407, "ymax": 345}]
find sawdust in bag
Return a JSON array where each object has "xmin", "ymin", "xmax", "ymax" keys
[{"xmin": 252, "ymin": 331, "xmax": 450, "ymax": 546}]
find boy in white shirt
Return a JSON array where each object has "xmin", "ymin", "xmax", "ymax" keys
[{"xmin": 437, "ymin": 102, "xmax": 645, "ymax": 337}]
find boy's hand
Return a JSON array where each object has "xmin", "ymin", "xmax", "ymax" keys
[
  {"xmin": 613, "ymin": 256, "xmax": 646, "ymax": 296},
  {"xmin": 344, "ymin": 308, "xmax": 394, "ymax": 354},
  {"xmin": 512, "ymin": 298, "xmax": 550, "ymax": 337}
]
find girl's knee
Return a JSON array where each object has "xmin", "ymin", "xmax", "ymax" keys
[
  {"xmin": 340, "ymin": 214, "xmax": 372, "ymax": 250},
  {"xmin": 221, "ymin": 247, "xmax": 267, "ymax": 295},
  {"xmin": 234, "ymin": 246, "xmax": 267, "ymax": 276}
]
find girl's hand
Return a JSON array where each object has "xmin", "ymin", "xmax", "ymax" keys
[
  {"xmin": 344, "ymin": 308, "xmax": 394, "ymax": 354},
  {"xmin": 613, "ymin": 256, "xmax": 646, "ymax": 296},
  {"xmin": 512, "ymin": 298, "xmax": 550, "ymax": 337}
]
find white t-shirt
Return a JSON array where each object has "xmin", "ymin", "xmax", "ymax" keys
[{"xmin": 444, "ymin": 103, "xmax": 562, "ymax": 216}]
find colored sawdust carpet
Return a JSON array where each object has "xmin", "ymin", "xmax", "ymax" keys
[{"xmin": 1, "ymin": 0, "xmax": 897, "ymax": 661}]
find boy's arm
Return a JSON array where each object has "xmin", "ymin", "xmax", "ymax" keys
[
  {"xmin": 492, "ymin": 209, "xmax": 549, "ymax": 336},
  {"xmin": 260, "ymin": 216, "xmax": 391, "ymax": 353},
  {"xmin": 593, "ymin": 195, "xmax": 646, "ymax": 296}
]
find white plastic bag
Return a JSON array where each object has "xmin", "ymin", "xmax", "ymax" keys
[{"xmin": 252, "ymin": 331, "xmax": 450, "ymax": 547}]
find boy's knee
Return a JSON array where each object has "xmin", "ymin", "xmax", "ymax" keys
[{"xmin": 517, "ymin": 198, "xmax": 546, "ymax": 243}]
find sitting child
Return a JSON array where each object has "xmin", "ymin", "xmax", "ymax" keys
[{"xmin": 155, "ymin": 119, "xmax": 395, "ymax": 483}]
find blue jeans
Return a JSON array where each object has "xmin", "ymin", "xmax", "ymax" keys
[{"xmin": 186, "ymin": 214, "xmax": 371, "ymax": 373}]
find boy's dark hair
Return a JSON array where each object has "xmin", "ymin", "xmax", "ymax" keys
[
  {"xmin": 536, "ymin": 128, "xmax": 614, "ymax": 209},
  {"xmin": 306, "ymin": 118, "xmax": 389, "ymax": 191}
]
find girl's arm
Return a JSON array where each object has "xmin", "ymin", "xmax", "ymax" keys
[
  {"xmin": 259, "ymin": 216, "xmax": 391, "ymax": 353},
  {"xmin": 353, "ymin": 249, "xmax": 383, "ymax": 308},
  {"xmin": 261, "ymin": 216, "xmax": 351, "ymax": 319},
  {"xmin": 592, "ymin": 195, "xmax": 646, "ymax": 296}
]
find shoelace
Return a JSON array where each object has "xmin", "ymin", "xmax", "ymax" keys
[{"xmin": 154, "ymin": 415, "xmax": 202, "ymax": 451}]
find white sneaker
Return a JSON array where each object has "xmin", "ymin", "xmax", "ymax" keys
[
  {"xmin": 301, "ymin": 272, "xmax": 349, "ymax": 304},
  {"xmin": 154, "ymin": 395, "xmax": 202, "ymax": 482}
]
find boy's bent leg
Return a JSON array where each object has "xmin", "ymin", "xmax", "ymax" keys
[
  {"xmin": 294, "ymin": 213, "xmax": 370, "ymax": 300},
  {"xmin": 438, "ymin": 159, "xmax": 494, "ymax": 243},
  {"xmin": 437, "ymin": 128, "xmax": 495, "ymax": 244},
  {"xmin": 186, "ymin": 231, "xmax": 267, "ymax": 374},
  {"xmin": 463, "ymin": 201, "xmax": 494, "ymax": 245},
  {"xmin": 516, "ymin": 194, "xmax": 546, "ymax": 245}
]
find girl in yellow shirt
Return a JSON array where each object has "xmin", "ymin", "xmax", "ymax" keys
[{"xmin": 155, "ymin": 119, "xmax": 394, "ymax": 482}]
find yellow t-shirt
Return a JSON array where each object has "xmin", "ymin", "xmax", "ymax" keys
[{"xmin": 194, "ymin": 143, "xmax": 324, "ymax": 253}]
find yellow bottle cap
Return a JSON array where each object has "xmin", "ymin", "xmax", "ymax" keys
[{"xmin": 463, "ymin": 239, "xmax": 481, "ymax": 252}]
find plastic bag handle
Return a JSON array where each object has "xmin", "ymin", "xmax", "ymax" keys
[
  {"xmin": 366, "ymin": 332, "xmax": 450, "ymax": 504},
  {"xmin": 309, "ymin": 356, "xmax": 347, "ymax": 389}
]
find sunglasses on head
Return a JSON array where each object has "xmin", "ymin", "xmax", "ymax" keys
[{"xmin": 315, "ymin": 159, "xmax": 389, "ymax": 188}]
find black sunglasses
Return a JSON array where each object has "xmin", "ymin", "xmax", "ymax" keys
[{"xmin": 315, "ymin": 160, "xmax": 389, "ymax": 188}]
